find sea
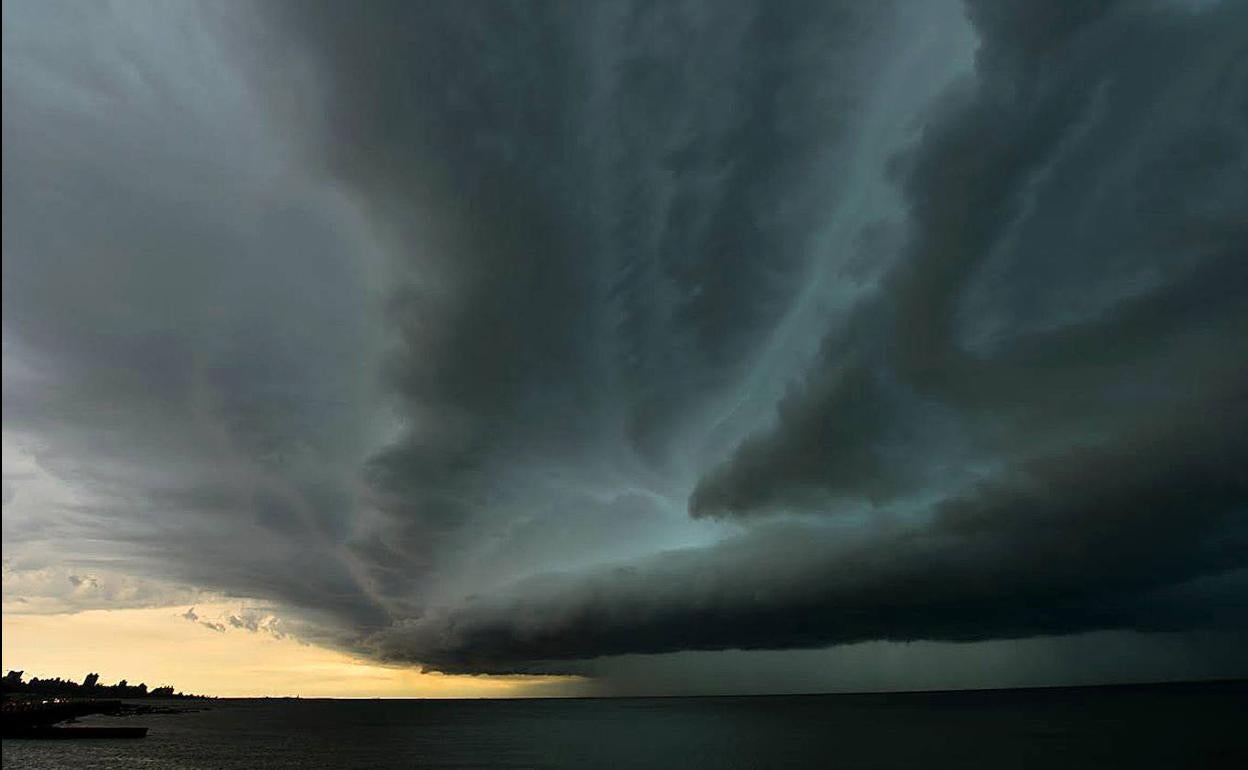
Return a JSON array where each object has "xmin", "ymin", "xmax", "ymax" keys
[{"xmin": 3, "ymin": 681, "xmax": 1245, "ymax": 769}]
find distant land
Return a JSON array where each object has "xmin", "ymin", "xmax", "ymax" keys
[{"xmin": 2, "ymin": 669, "xmax": 208, "ymax": 699}]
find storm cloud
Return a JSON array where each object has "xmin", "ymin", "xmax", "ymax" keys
[{"xmin": 3, "ymin": 0, "xmax": 1246, "ymax": 683}]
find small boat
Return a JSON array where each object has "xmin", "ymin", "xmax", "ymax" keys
[{"xmin": 3, "ymin": 725, "xmax": 149, "ymax": 739}]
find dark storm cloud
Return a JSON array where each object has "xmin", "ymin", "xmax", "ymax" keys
[
  {"xmin": 4, "ymin": 0, "xmax": 1246, "ymax": 681},
  {"xmin": 261, "ymin": 0, "xmax": 916, "ymax": 609},
  {"xmin": 353, "ymin": 0, "xmax": 1246, "ymax": 671},
  {"xmin": 2, "ymin": 0, "xmax": 390, "ymax": 635},
  {"xmin": 692, "ymin": 0, "xmax": 1248, "ymax": 517},
  {"xmin": 376, "ymin": 398, "xmax": 1248, "ymax": 674}
]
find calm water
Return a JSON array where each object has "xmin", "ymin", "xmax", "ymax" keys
[{"xmin": 4, "ymin": 682, "xmax": 1245, "ymax": 769}]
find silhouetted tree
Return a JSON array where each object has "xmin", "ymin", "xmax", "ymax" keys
[{"xmin": 0, "ymin": 670, "xmax": 205, "ymax": 699}]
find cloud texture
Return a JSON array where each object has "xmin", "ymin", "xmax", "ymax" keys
[{"xmin": 3, "ymin": 0, "xmax": 1246, "ymax": 680}]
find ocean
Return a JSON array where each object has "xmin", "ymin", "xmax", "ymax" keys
[{"xmin": 3, "ymin": 681, "xmax": 1245, "ymax": 769}]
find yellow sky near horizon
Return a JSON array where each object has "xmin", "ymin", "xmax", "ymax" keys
[{"xmin": 1, "ymin": 604, "xmax": 577, "ymax": 698}]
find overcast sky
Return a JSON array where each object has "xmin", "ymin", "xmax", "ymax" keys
[{"xmin": 3, "ymin": 0, "xmax": 1246, "ymax": 695}]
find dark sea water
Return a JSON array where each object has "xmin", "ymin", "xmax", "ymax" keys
[{"xmin": 3, "ymin": 681, "xmax": 1245, "ymax": 769}]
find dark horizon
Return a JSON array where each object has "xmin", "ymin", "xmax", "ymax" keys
[
  {"xmin": 246, "ymin": 677, "xmax": 1248, "ymax": 702},
  {"xmin": 5, "ymin": 663, "xmax": 1246, "ymax": 702}
]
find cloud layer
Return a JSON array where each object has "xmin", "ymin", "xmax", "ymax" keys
[{"xmin": 4, "ymin": 0, "xmax": 1246, "ymax": 680}]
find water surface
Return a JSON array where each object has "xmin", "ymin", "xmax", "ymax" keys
[{"xmin": 4, "ymin": 681, "xmax": 1245, "ymax": 769}]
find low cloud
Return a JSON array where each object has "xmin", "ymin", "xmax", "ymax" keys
[
  {"xmin": 227, "ymin": 610, "xmax": 286, "ymax": 639},
  {"xmin": 67, "ymin": 575, "xmax": 98, "ymax": 590}
]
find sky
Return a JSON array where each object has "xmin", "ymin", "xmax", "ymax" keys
[{"xmin": 2, "ymin": 0, "xmax": 1246, "ymax": 697}]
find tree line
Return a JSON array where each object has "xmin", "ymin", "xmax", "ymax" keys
[{"xmin": 1, "ymin": 670, "xmax": 205, "ymax": 699}]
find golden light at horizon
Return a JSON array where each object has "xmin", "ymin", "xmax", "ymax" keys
[{"xmin": 0, "ymin": 604, "xmax": 577, "ymax": 698}]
